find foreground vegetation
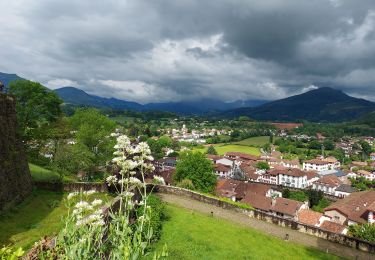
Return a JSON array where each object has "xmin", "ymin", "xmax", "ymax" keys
[
  {"xmin": 150, "ymin": 204, "xmax": 340, "ymax": 259},
  {"xmin": 0, "ymin": 189, "xmax": 111, "ymax": 250}
]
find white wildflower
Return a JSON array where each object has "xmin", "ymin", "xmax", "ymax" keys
[
  {"xmin": 84, "ymin": 190, "xmax": 96, "ymax": 196},
  {"xmin": 67, "ymin": 192, "xmax": 78, "ymax": 200},
  {"xmin": 92, "ymin": 219, "xmax": 105, "ymax": 227},
  {"xmin": 153, "ymin": 175, "xmax": 165, "ymax": 185},
  {"xmin": 91, "ymin": 199, "xmax": 103, "ymax": 207},
  {"xmin": 122, "ymin": 191, "xmax": 134, "ymax": 198},
  {"xmin": 75, "ymin": 201, "xmax": 93, "ymax": 211},
  {"xmin": 106, "ymin": 175, "xmax": 118, "ymax": 186}
]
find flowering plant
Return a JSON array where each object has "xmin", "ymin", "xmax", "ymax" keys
[{"xmin": 51, "ymin": 135, "xmax": 166, "ymax": 259}]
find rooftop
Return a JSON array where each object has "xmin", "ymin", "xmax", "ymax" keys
[{"xmin": 324, "ymin": 190, "xmax": 375, "ymax": 224}]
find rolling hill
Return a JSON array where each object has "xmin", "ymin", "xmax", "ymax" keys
[{"xmin": 222, "ymin": 87, "xmax": 375, "ymax": 122}]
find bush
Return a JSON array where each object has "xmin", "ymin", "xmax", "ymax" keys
[{"xmin": 137, "ymin": 195, "xmax": 167, "ymax": 242}]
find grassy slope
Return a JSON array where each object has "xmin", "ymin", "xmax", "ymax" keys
[
  {"xmin": 150, "ymin": 204, "xmax": 340, "ymax": 260},
  {"xmin": 234, "ymin": 136, "xmax": 279, "ymax": 147},
  {"xmin": 29, "ymin": 163, "xmax": 77, "ymax": 183},
  {"xmin": 194, "ymin": 144, "xmax": 261, "ymax": 156},
  {"xmin": 29, "ymin": 163, "xmax": 61, "ymax": 182},
  {"xmin": 0, "ymin": 190, "xmax": 111, "ymax": 250}
]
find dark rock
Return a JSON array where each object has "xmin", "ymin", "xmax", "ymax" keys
[{"xmin": 0, "ymin": 93, "xmax": 32, "ymax": 212}]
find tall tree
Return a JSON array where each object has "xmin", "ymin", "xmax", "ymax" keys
[
  {"xmin": 8, "ymin": 80, "xmax": 62, "ymax": 139},
  {"xmin": 174, "ymin": 152, "xmax": 216, "ymax": 193},
  {"xmin": 206, "ymin": 145, "xmax": 218, "ymax": 155}
]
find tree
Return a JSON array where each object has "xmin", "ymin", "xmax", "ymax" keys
[
  {"xmin": 348, "ymin": 223, "xmax": 375, "ymax": 243},
  {"xmin": 174, "ymin": 152, "xmax": 216, "ymax": 193},
  {"xmin": 69, "ymin": 109, "xmax": 116, "ymax": 163},
  {"xmin": 256, "ymin": 161, "xmax": 270, "ymax": 170},
  {"xmin": 206, "ymin": 145, "xmax": 218, "ymax": 155},
  {"xmin": 8, "ymin": 80, "xmax": 62, "ymax": 139},
  {"xmin": 269, "ymin": 133, "xmax": 274, "ymax": 144},
  {"xmin": 69, "ymin": 109, "xmax": 116, "ymax": 149},
  {"xmin": 282, "ymin": 188, "xmax": 291, "ymax": 198},
  {"xmin": 53, "ymin": 143, "xmax": 95, "ymax": 178}
]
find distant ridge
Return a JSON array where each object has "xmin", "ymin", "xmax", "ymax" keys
[
  {"xmin": 54, "ymin": 86, "xmax": 266, "ymax": 114},
  {"xmin": 0, "ymin": 72, "xmax": 24, "ymax": 91},
  {"xmin": 221, "ymin": 87, "xmax": 375, "ymax": 122}
]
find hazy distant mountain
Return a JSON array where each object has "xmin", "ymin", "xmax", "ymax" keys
[
  {"xmin": 0, "ymin": 72, "xmax": 24, "ymax": 91},
  {"xmin": 222, "ymin": 87, "xmax": 375, "ymax": 122},
  {"xmin": 55, "ymin": 87, "xmax": 144, "ymax": 111},
  {"xmin": 55, "ymin": 86, "xmax": 265, "ymax": 114}
]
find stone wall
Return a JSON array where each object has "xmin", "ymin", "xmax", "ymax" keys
[
  {"xmin": 0, "ymin": 93, "xmax": 32, "ymax": 212},
  {"xmin": 156, "ymin": 185, "xmax": 375, "ymax": 254},
  {"xmin": 34, "ymin": 181, "xmax": 109, "ymax": 193}
]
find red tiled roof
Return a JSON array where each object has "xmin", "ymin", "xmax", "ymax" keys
[
  {"xmin": 357, "ymin": 170, "xmax": 372, "ymax": 176},
  {"xmin": 206, "ymin": 154, "xmax": 222, "ymax": 161},
  {"xmin": 320, "ymin": 221, "xmax": 346, "ymax": 234},
  {"xmin": 271, "ymin": 197, "xmax": 304, "ymax": 216},
  {"xmin": 214, "ymin": 163, "xmax": 231, "ymax": 172},
  {"xmin": 304, "ymin": 159, "xmax": 329, "ymax": 165},
  {"xmin": 241, "ymin": 192, "xmax": 272, "ymax": 211},
  {"xmin": 324, "ymin": 190, "xmax": 375, "ymax": 224},
  {"xmin": 305, "ymin": 171, "xmax": 318, "ymax": 180},
  {"xmin": 268, "ymin": 168, "xmax": 306, "ymax": 178},
  {"xmin": 298, "ymin": 209, "xmax": 322, "ymax": 226},
  {"xmin": 314, "ymin": 175, "xmax": 342, "ymax": 187},
  {"xmin": 225, "ymin": 152, "xmax": 259, "ymax": 161},
  {"xmin": 216, "ymin": 179, "xmax": 270, "ymax": 200},
  {"xmin": 351, "ymin": 161, "xmax": 368, "ymax": 167}
]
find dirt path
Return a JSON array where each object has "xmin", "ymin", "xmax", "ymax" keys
[{"xmin": 158, "ymin": 193, "xmax": 373, "ymax": 260}]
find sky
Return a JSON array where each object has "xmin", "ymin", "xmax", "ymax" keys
[{"xmin": 1, "ymin": 0, "xmax": 375, "ymax": 104}]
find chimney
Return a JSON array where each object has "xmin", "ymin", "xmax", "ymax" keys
[{"xmin": 271, "ymin": 198, "xmax": 276, "ymax": 206}]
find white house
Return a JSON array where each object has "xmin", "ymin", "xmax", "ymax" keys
[
  {"xmin": 356, "ymin": 170, "xmax": 375, "ymax": 181},
  {"xmin": 370, "ymin": 152, "xmax": 375, "ymax": 161},
  {"xmin": 275, "ymin": 168, "xmax": 308, "ymax": 189},
  {"xmin": 214, "ymin": 163, "xmax": 233, "ymax": 179},
  {"xmin": 303, "ymin": 159, "xmax": 330, "ymax": 171},
  {"xmin": 312, "ymin": 175, "xmax": 342, "ymax": 195}
]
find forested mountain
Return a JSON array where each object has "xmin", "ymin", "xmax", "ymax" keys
[{"xmin": 221, "ymin": 87, "xmax": 375, "ymax": 122}]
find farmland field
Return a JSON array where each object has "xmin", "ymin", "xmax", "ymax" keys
[
  {"xmin": 233, "ymin": 136, "xmax": 279, "ymax": 147},
  {"xmin": 194, "ymin": 144, "xmax": 261, "ymax": 156}
]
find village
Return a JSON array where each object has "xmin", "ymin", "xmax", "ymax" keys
[{"xmin": 149, "ymin": 122, "xmax": 375, "ymax": 237}]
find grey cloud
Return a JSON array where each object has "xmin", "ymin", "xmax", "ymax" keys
[{"xmin": 0, "ymin": 0, "xmax": 375, "ymax": 102}]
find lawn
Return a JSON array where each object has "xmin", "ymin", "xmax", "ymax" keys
[
  {"xmin": 29, "ymin": 163, "xmax": 77, "ymax": 183},
  {"xmin": 194, "ymin": 144, "xmax": 261, "ymax": 156},
  {"xmin": 29, "ymin": 163, "xmax": 61, "ymax": 182},
  {"xmin": 233, "ymin": 136, "xmax": 278, "ymax": 147},
  {"xmin": 150, "ymin": 204, "xmax": 340, "ymax": 260},
  {"xmin": 0, "ymin": 189, "xmax": 112, "ymax": 250}
]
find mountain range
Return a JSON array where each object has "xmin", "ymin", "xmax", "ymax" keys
[
  {"xmin": 1, "ymin": 72, "xmax": 375, "ymax": 122},
  {"xmin": 221, "ymin": 87, "xmax": 375, "ymax": 122},
  {"xmin": 54, "ymin": 86, "xmax": 267, "ymax": 114}
]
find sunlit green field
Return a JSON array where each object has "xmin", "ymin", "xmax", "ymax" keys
[
  {"xmin": 233, "ymin": 136, "xmax": 279, "ymax": 147},
  {"xmin": 150, "ymin": 204, "xmax": 340, "ymax": 260},
  {"xmin": 194, "ymin": 144, "xmax": 261, "ymax": 156},
  {"xmin": 0, "ymin": 190, "xmax": 111, "ymax": 250}
]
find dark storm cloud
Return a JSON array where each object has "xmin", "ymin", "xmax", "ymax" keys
[{"xmin": 0, "ymin": 0, "xmax": 375, "ymax": 102}]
